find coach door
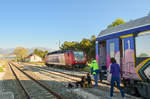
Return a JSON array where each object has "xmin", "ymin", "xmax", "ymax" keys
[
  {"xmin": 98, "ymin": 41, "xmax": 107, "ymax": 70},
  {"xmin": 106, "ymin": 38, "xmax": 120, "ymax": 68},
  {"xmin": 106, "ymin": 38, "xmax": 120, "ymax": 81},
  {"xmin": 119, "ymin": 38, "xmax": 124, "ymax": 69}
]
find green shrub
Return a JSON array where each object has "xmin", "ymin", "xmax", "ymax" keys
[
  {"xmin": 0, "ymin": 67, "xmax": 4, "ymax": 72},
  {"xmin": 81, "ymin": 66, "xmax": 91, "ymax": 72}
]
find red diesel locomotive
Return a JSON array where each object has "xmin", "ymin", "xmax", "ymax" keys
[{"xmin": 45, "ymin": 50, "xmax": 87, "ymax": 68}]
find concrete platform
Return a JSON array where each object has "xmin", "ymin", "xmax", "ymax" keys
[
  {"xmin": 0, "ymin": 72, "xmax": 5, "ymax": 90},
  {"xmin": 0, "ymin": 72, "xmax": 14, "ymax": 99},
  {"xmin": 0, "ymin": 92, "xmax": 14, "ymax": 99},
  {"xmin": 70, "ymin": 88, "xmax": 142, "ymax": 99}
]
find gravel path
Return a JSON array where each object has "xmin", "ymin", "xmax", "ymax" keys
[
  {"xmin": 4, "ymin": 62, "xmax": 141, "ymax": 99},
  {"xmin": 16, "ymin": 63, "xmax": 84, "ymax": 99},
  {"xmin": 11, "ymin": 64, "xmax": 57, "ymax": 99},
  {"xmin": 19, "ymin": 63, "xmax": 142, "ymax": 99},
  {"xmin": 2, "ymin": 65, "xmax": 25, "ymax": 99},
  {"xmin": 22, "ymin": 63, "xmax": 87, "ymax": 77}
]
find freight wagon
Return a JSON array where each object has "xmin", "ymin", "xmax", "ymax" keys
[{"xmin": 96, "ymin": 14, "xmax": 150, "ymax": 98}]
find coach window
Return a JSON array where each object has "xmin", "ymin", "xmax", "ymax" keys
[
  {"xmin": 122, "ymin": 39, "xmax": 125, "ymax": 57},
  {"xmin": 109, "ymin": 41, "xmax": 115, "ymax": 58},
  {"xmin": 127, "ymin": 40, "xmax": 131, "ymax": 49},
  {"xmin": 135, "ymin": 31, "xmax": 150, "ymax": 64}
]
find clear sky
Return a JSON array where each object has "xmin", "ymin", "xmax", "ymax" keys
[{"xmin": 0, "ymin": 0, "xmax": 150, "ymax": 50}]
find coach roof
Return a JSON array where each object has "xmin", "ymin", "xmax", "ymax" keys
[
  {"xmin": 97, "ymin": 14, "xmax": 150, "ymax": 39},
  {"xmin": 47, "ymin": 50, "xmax": 73, "ymax": 55}
]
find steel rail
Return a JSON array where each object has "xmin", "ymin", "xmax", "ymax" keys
[
  {"xmin": 10, "ymin": 62, "xmax": 63, "ymax": 99},
  {"xmin": 24, "ymin": 64, "xmax": 141, "ymax": 98},
  {"xmin": 35, "ymin": 66, "xmax": 110, "ymax": 84},
  {"xmin": 8, "ymin": 63, "xmax": 31, "ymax": 99}
]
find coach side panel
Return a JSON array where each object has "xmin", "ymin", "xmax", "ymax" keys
[{"xmin": 121, "ymin": 35, "xmax": 139, "ymax": 80}]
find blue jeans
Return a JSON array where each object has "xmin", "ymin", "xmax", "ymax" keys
[
  {"xmin": 110, "ymin": 77, "xmax": 125, "ymax": 97},
  {"xmin": 93, "ymin": 73, "xmax": 99, "ymax": 87}
]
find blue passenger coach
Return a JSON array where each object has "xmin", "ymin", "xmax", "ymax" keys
[{"xmin": 96, "ymin": 14, "xmax": 150, "ymax": 98}]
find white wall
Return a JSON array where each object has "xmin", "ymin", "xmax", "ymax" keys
[{"xmin": 29, "ymin": 55, "xmax": 42, "ymax": 62}]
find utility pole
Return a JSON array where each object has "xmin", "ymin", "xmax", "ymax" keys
[{"xmin": 58, "ymin": 40, "xmax": 61, "ymax": 49}]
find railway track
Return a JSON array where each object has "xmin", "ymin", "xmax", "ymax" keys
[
  {"xmin": 34, "ymin": 66, "xmax": 143, "ymax": 98},
  {"xmin": 15, "ymin": 63, "xmax": 142, "ymax": 99},
  {"xmin": 25, "ymin": 64, "xmax": 110, "ymax": 85},
  {"xmin": 19, "ymin": 63, "xmax": 119, "ymax": 88},
  {"xmin": 8, "ymin": 62, "xmax": 63, "ymax": 99},
  {"xmin": 11, "ymin": 62, "xmax": 84, "ymax": 99}
]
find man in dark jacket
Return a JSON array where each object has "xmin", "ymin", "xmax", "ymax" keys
[
  {"xmin": 75, "ymin": 76, "xmax": 86, "ymax": 88},
  {"xmin": 86, "ymin": 73, "xmax": 92, "ymax": 88},
  {"xmin": 109, "ymin": 58, "xmax": 125, "ymax": 99}
]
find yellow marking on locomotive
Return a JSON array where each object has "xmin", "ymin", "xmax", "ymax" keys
[{"xmin": 136, "ymin": 58, "xmax": 150, "ymax": 80}]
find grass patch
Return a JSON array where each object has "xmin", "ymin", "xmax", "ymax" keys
[
  {"xmin": 28, "ymin": 62, "xmax": 45, "ymax": 66},
  {"xmin": 2, "ymin": 65, "xmax": 5, "ymax": 68},
  {"xmin": 0, "ymin": 61, "xmax": 7, "ymax": 72},
  {"xmin": 0, "ymin": 67, "xmax": 4, "ymax": 72},
  {"xmin": 81, "ymin": 65, "xmax": 91, "ymax": 72}
]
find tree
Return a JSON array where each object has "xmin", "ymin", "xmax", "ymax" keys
[
  {"xmin": 107, "ymin": 18, "xmax": 126, "ymax": 28},
  {"xmin": 60, "ymin": 35, "xmax": 96, "ymax": 61},
  {"xmin": 89, "ymin": 35, "xmax": 96, "ymax": 60},
  {"xmin": 43, "ymin": 51, "xmax": 49, "ymax": 58},
  {"xmin": 33, "ymin": 49, "xmax": 48, "ymax": 59},
  {"xmin": 139, "ymin": 53, "xmax": 148, "ymax": 57},
  {"xmin": 14, "ymin": 47, "xmax": 28, "ymax": 61},
  {"xmin": 59, "ymin": 18, "xmax": 126, "ymax": 62},
  {"xmin": 60, "ymin": 41, "xmax": 80, "ymax": 50}
]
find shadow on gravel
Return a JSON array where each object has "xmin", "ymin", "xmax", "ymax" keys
[
  {"xmin": 1, "ymin": 78, "xmax": 143, "ymax": 99},
  {"xmin": 1, "ymin": 79, "xmax": 80, "ymax": 99}
]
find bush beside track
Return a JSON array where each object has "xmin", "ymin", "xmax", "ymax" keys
[
  {"xmin": 0, "ymin": 61, "xmax": 7, "ymax": 72},
  {"xmin": 23, "ymin": 62, "xmax": 91, "ymax": 72},
  {"xmin": 80, "ymin": 66, "xmax": 91, "ymax": 72},
  {"xmin": 26, "ymin": 62, "xmax": 45, "ymax": 66},
  {"xmin": 0, "ymin": 67, "xmax": 4, "ymax": 72}
]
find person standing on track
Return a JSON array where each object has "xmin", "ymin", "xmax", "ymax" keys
[
  {"xmin": 109, "ymin": 58, "xmax": 125, "ymax": 99},
  {"xmin": 89, "ymin": 58, "xmax": 100, "ymax": 88}
]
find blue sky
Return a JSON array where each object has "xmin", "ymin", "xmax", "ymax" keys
[{"xmin": 0, "ymin": 0, "xmax": 150, "ymax": 50}]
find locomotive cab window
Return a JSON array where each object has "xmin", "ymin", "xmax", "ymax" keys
[
  {"xmin": 135, "ymin": 31, "xmax": 150, "ymax": 64},
  {"xmin": 73, "ymin": 51, "xmax": 85, "ymax": 61}
]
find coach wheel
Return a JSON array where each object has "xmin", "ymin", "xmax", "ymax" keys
[
  {"xmin": 45, "ymin": 63, "xmax": 49, "ymax": 67},
  {"xmin": 134, "ymin": 87, "xmax": 140, "ymax": 97},
  {"xmin": 99, "ymin": 72, "xmax": 103, "ymax": 83},
  {"xmin": 80, "ymin": 64, "xmax": 86, "ymax": 68},
  {"xmin": 75, "ymin": 65, "xmax": 79, "ymax": 68},
  {"xmin": 73, "ymin": 65, "xmax": 79, "ymax": 68},
  {"xmin": 48, "ymin": 64, "xmax": 51, "ymax": 67}
]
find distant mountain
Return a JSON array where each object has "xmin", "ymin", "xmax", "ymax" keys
[
  {"xmin": 27, "ymin": 47, "xmax": 54, "ymax": 54},
  {"xmin": 0, "ymin": 48, "xmax": 15, "ymax": 54},
  {"xmin": 0, "ymin": 47, "xmax": 54, "ymax": 55}
]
